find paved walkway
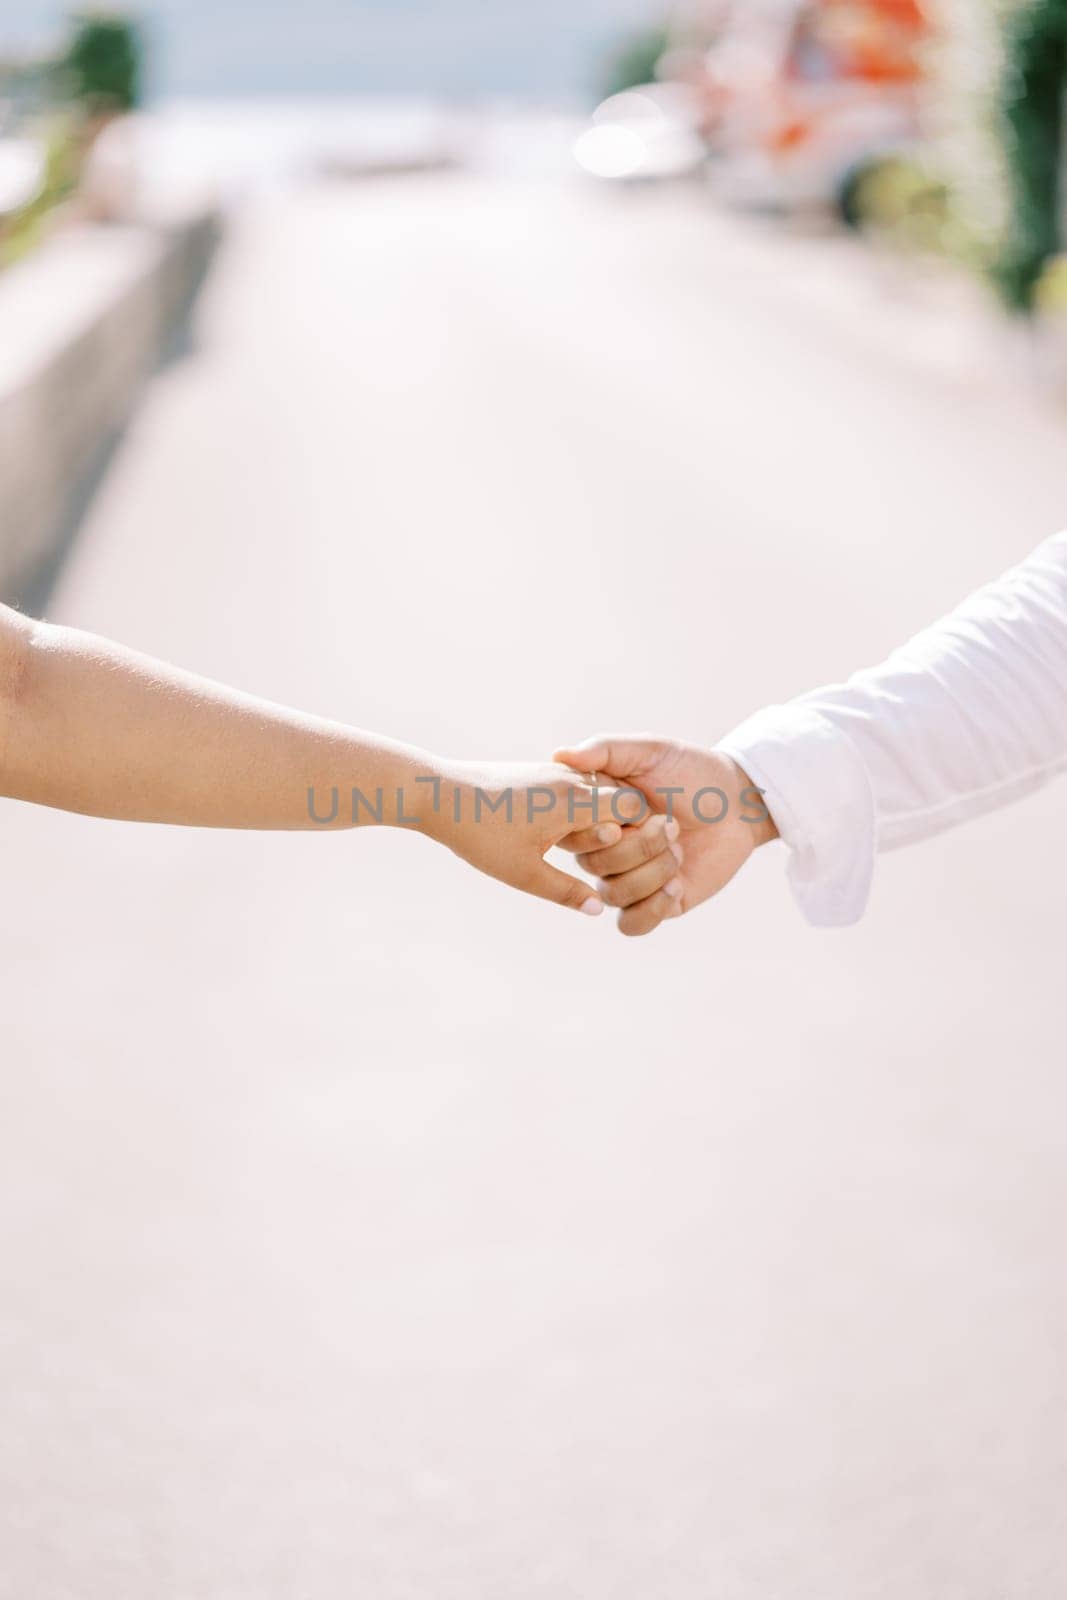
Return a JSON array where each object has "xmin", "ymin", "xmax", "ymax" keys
[{"xmin": 2, "ymin": 175, "xmax": 1065, "ymax": 1599}]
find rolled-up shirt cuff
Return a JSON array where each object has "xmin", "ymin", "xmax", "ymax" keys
[{"xmin": 718, "ymin": 704, "xmax": 876, "ymax": 926}]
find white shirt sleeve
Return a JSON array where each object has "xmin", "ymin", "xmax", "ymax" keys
[{"xmin": 718, "ymin": 531, "xmax": 1067, "ymax": 927}]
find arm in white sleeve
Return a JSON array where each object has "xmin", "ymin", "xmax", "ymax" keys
[{"xmin": 718, "ymin": 531, "xmax": 1067, "ymax": 926}]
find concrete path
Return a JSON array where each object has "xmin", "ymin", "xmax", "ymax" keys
[{"xmin": 2, "ymin": 174, "xmax": 1065, "ymax": 1600}]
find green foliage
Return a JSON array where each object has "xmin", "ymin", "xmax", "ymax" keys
[
  {"xmin": 992, "ymin": 0, "xmax": 1067, "ymax": 311},
  {"xmin": 0, "ymin": 12, "xmax": 143, "ymax": 272},
  {"xmin": 63, "ymin": 11, "xmax": 142, "ymax": 113},
  {"xmin": 601, "ymin": 26, "xmax": 670, "ymax": 101},
  {"xmin": 0, "ymin": 116, "xmax": 82, "ymax": 269},
  {"xmin": 839, "ymin": 156, "xmax": 952, "ymax": 243}
]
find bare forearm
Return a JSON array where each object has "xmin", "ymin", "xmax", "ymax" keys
[
  {"xmin": 0, "ymin": 612, "xmax": 430, "ymax": 830},
  {"xmin": 0, "ymin": 606, "xmax": 634, "ymax": 918}
]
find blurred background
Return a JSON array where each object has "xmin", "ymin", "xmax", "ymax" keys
[{"xmin": 1, "ymin": 6, "xmax": 1066, "ymax": 1599}]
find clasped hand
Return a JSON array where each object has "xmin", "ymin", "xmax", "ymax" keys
[{"xmin": 436, "ymin": 737, "xmax": 774, "ymax": 938}]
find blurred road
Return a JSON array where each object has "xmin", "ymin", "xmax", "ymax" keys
[{"xmin": 2, "ymin": 174, "xmax": 1066, "ymax": 1600}]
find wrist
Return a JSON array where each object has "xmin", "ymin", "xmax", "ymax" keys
[
  {"xmin": 717, "ymin": 750, "xmax": 779, "ymax": 849},
  {"xmin": 321, "ymin": 740, "xmax": 448, "ymax": 834},
  {"xmin": 400, "ymin": 752, "xmax": 458, "ymax": 844},
  {"xmin": 745, "ymin": 772, "xmax": 779, "ymax": 847},
  {"xmin": 748, "ymin": 805, "xmax": 779, "ymax": 849}
]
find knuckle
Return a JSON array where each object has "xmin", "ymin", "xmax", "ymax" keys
[
  {"xmin": 627, "ymin": 868, "xmax": 652, "ymax": 901},
  {"xmin": 653, "ymin": 852, "xmax": 675, "ymax": 888},
  {"xmin": 641, "ymin": 824, "xmax": 663, "ymax": 863}
]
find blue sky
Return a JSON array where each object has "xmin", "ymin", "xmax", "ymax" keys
[{"xmin": 2, "ymin": 2, "xmax": 662, "ymax": 98}]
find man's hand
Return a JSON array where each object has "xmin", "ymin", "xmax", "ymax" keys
[
  {"xmin": 423, "ymin": 759, "xmax": 648, "ymax": 918},
  {"xmin": 553, "ymin": 735, "xmax": 777, "ymax": 936}
]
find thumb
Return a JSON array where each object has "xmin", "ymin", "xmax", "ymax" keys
[
  {"xmin": 553, "ymin": 734, "xmax": 668, "ymax": 781},
  {"xmin": 527, "ymin": 860, "xmax": 605, "ymax": 918}
]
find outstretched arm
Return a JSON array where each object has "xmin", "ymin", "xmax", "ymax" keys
[
  {"xmin": 0, "ymin": 606, "xmax": 429, "ymax": 831},
  {"xmin": 557, "ymin": 530, "xmax": 1067, "ymax": 932},
  {"xmin": 720, "ymin": 529, "xmax": 1067, "ymax": 924},
  {"xmin": 0, "ymin": 604, "xmax": 642, "ymax": 916}
]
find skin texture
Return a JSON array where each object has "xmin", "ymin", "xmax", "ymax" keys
[
  {"xmin": 555, "ymin": 734, "xmax": 778, "ymax": 937},
  {"xmin": 0, "ymin": 604, "xmax": 653, "ymax": 918}
]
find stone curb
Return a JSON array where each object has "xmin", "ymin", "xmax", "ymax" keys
[{"xmin": 0, "ymin": 208, "xmax": 220, "ymax": 610}]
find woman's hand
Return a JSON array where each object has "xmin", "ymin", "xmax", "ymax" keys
[{"xmin": 421, "ymin": 759, "xmax": 647, "ymax": 917}]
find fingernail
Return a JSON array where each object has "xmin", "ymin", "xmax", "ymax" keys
[
  {"xmin": 669, "ymin": 842, "xmax": 683, "ymax": 865},
  {"xmin": 596, "ymin": 823, "xmax": 620, "ymax": 845},
  {"xmin": 665, "ymin": 878, "xmax": 684, "ymax": 899},
  {"xmin": 581, "ymin": 897, "xmax": 604, "ymax": 917},
  {"xmin": 665, "ymin": 818, "xmax": 680, "ymax": 842}
]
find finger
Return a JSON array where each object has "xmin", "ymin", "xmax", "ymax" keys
[
  {"xmin": 527, "ymin": 860, "xmax": 605, "ymax": 917},
  {"xmin": 556, "ymin": 819, "xmax": 623, "ymax": 855},
  {"xmin": 599, "ymin": 855, "xmax": 684, "ymax": 911},
  {"xmin": 577, "ymin": 813, "xmax": 680, "ymax": 877},
  {"xmin": 617, "ymin": 886, "xmax": 686, "ymax": 938},
  {"xmin": 555, "ymin": 783, "xmax": 646, "ymax": 844},
  {"xmin": 553, "ymin": 734, "xmax": 668, "ymax": 781},
  {"xmin": 584, "ymin": 783, "xmax": 646, "ymax": 826}
]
